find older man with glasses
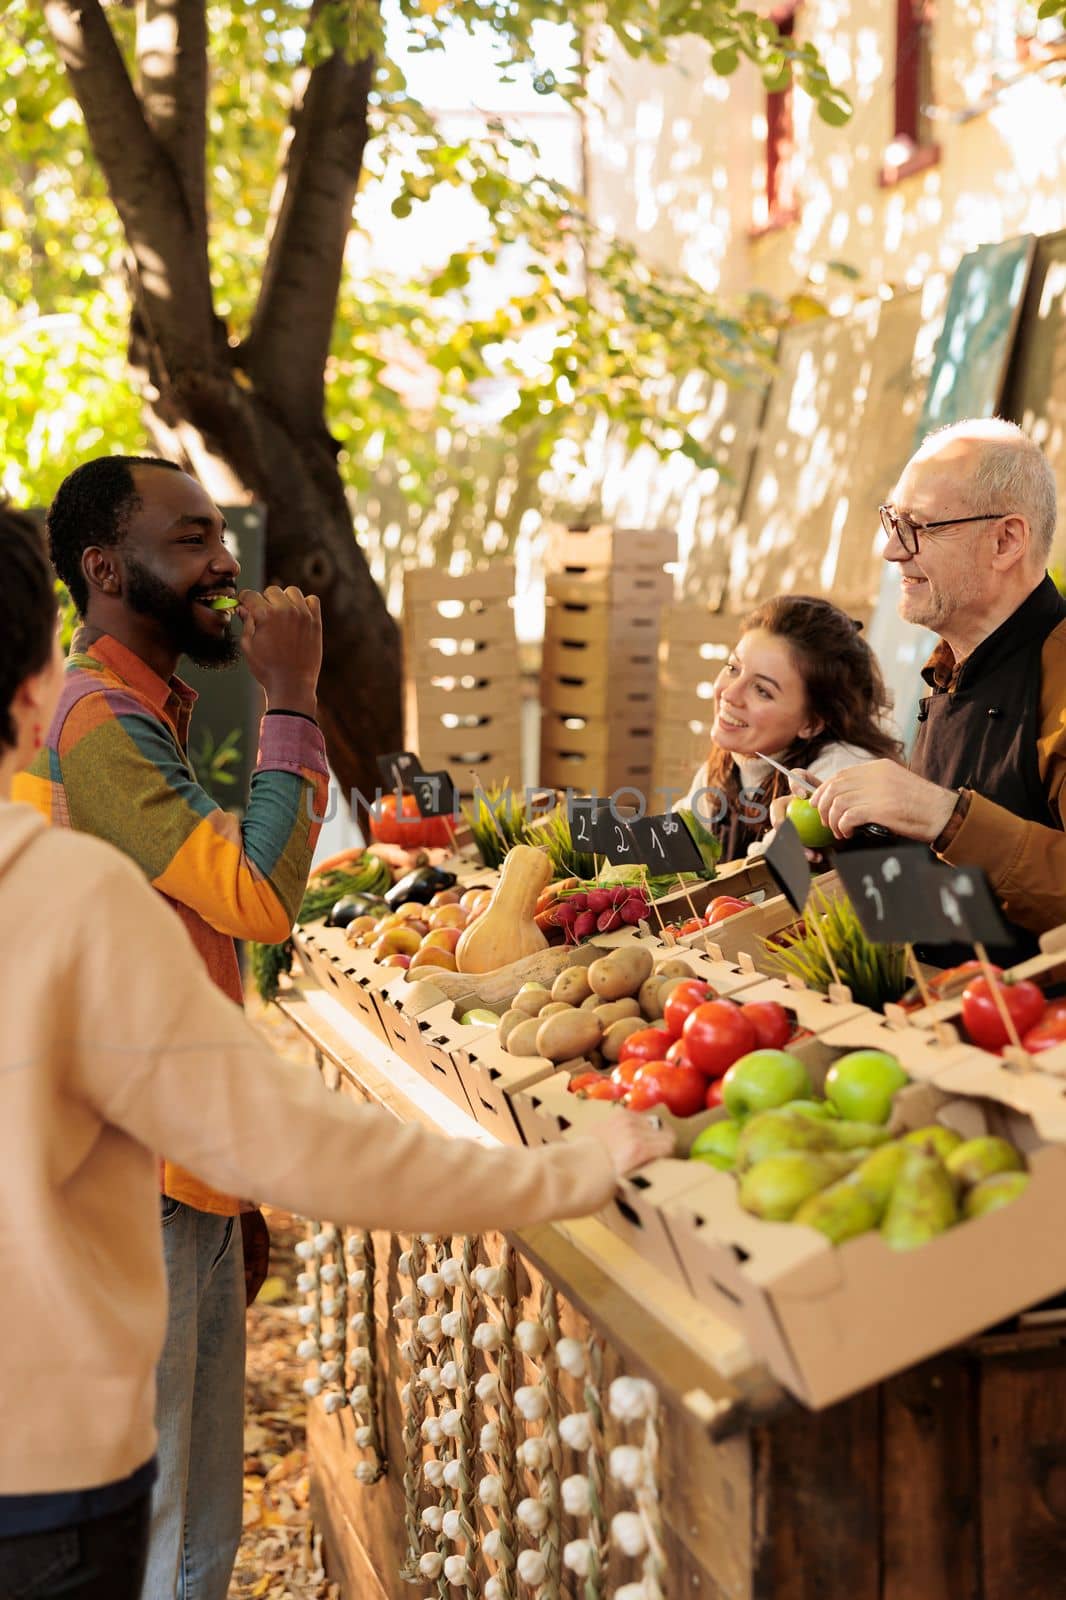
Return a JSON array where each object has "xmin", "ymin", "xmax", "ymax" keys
[{"xmin": 804, "ymin": 416, "xmax": 1066, "ymax": 961}]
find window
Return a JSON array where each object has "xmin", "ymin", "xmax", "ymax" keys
[{"xmin": 881, "ymin": 1, "xmax": 939, "ymax": 185}]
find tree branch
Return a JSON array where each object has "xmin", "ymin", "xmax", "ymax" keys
[
  {"xmin": 43, "ymin": 0, "xmax": 217, "ymax": 375},
  {"xmin": 135, "ymin": 0, "xmax": 209, "ymax": 249},
  {"xmin": 242, "ymin": 39, "xmax": 374, "ymax": 427}
]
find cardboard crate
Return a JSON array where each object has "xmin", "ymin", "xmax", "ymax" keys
[
  {"xmin": 688, "ymin": 872, "xmax": 843, "ymax": 966},
  {"xmin": 538, "ymin": 746, "xmax": 656, "ymax": 799},
  {"xmin": 666, "ymin": 1090, "xmax": 1066, "ymax": 1409},
  {"xmin": 546, "ymin": 568, "xmax": 674, "ymax": 608},
  {"xmin": 292, "ymin": 924, "xmax": 394, "ymax": 1044},
  {"xmin": 543, "ymin": 597, "xmax": 662, "ymax": 651},
  {"xmin": 547, "ymin": 523, "xmax": 677, "ymax": 571},
  {"xmin": 540, "ymin": 634, "xmax": 657, "ymax": 696},
  {"xmin": 543, "ymin": 674, "xmax": 656, "ymax": 722}
]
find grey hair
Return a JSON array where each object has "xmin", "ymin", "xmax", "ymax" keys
[{"xmin": 922, "ymin": 418, "xmax": 1057, "ymax": 560}]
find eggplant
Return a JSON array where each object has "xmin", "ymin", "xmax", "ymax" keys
[
  {"xmin": 328, "ymin": 893, "xmax": 388, "ymax": 928},
  {"xmin": 383, "ymin": 865, "xmax": 458, "ymax": 910}
]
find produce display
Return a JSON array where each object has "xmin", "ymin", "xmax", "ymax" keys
[
  {"xmin": 662, "ymin": 893, "xmax": 752, "ymax": 938},
  {"xmin": 250, "ymin": 849, "xmax": 393, "ymax": 1000},
  {"xmin": 957, "ymin": 969, "xmax": 1066, "ymax": 1053},
  {"xmin": 534, "ymin": 879, "xmax": 653, "ymax": 941},
  {"xmin": 761, "ymin": 888, "xmax": 910, "ymax": 1010},
  {"xmin": 344, "ymin": 885, "xmax": 493, "ymax": 975}
]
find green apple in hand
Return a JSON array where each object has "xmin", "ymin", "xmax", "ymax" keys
[
  {"xmin": 689, "ymin": 1119, "xmax": 743, "ymax": 1171},
  {"xmin": 825, "ymin": 1050, "xmax": 908, "ymax": 1124},
  {"xmin": 786, "ymin": 796, "xmax": 835, "ymax": 850},
  {"xmin": 721, "ymin": 1050, "xmax": 812, "ymax": 1118}
]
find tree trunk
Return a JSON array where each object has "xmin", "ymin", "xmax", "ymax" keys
[{"xmin": 140, "ymin": 350, "xmax": 402, "ymax": 812}]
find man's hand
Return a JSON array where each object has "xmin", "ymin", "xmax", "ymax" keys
[
  {"xmin": 238, "ymin": 586, "xmax": 323, "ymax": 718},
  {"xmin": 587, "ymin": 1110, "xmax": 676, "ymax": 1178},
  {"xmin": 810, "ymin": 759, "xmax": 957, "ymax": 843}
]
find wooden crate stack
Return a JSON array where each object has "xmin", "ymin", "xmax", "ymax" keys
[
  {"xmin": 652, "ymin": 606, "xmax": 739, "ymax": 801},
  {"xmin": 403, "ymin": 564, "xmax": 523, "ymax": 795},
  {"xmin": 539, "ymin": 524, "xmax": 675, "ymax": 799}
]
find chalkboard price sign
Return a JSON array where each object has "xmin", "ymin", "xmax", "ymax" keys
[
  {"xmin": 588, "ymin": 806, "xmax": 637, "ymax": 866},
  {"xmin": 627, "ymin": 812, "xmax": 705, "ymax": 875},
  {"xmin": 764, "ymin": 818, "xmax": 814, "ymax": 914},
  {"xmin": 410, "ymin": 770, "xmax": 458, "ymax": 820},
  {"xmin": 376, "ymin": 750, "xmax": 424, "ymax": 791},
  {"xmin": 835, "ymin": 847, "xmax": 1009, "ymax": 948},
  {"xmin": 566, "ymin": 795, "xmax": 597, "ymax": 853}
]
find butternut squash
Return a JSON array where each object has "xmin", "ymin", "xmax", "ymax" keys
[{"xmin": 454, "ymin": 845, "xmax": 552, "ymax": 974}]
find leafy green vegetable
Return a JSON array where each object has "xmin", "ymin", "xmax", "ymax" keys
[
  {"xmin": 248, "ymin": 856, "xmax": 393, "ymax": 1002},
  {"xmin": 760, "ymin": 888, "xmax": 909, "ymax": 1011},
  {"xmin": 461, "ymin": 784, "xmax": 529, "ymax": 868}
]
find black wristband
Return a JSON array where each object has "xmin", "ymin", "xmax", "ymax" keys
[{"xmin": 263, "ymin": 708, "xmax": 319, "ymax": 727}]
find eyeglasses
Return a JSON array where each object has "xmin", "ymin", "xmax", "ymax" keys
[{"xmin": 878, "ymin": 504, "xmax": 1011, "ymax": 557}]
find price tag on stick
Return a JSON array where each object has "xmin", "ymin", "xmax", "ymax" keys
[
  {"xmin": 410, "ymin": 770, "xmax": 458, "ymax": 820},
  {"xmin": 376, "ymin": 750, "xmax": 423, "ymax": 791},
  {"xmin": 588, "ymin": 806, "xmax": 637, "ymax": 867},
  {"xmin": 764, "ymin": 819, "xmax": 813, "ymax": 915},
  {"xmin": 628, "ymin": 813, "xmax": 706, "ymax": 876},
  {"xmin": 834, "ymin": 848, "xmax": 1010, "ymax": 948},
  {"xmin": 566, "ymin": 795, "xmax": 597, "ymax": 854}
]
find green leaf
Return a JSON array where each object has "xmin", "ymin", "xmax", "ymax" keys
[
  {"xmin": 816, "ymin": 89, "xmax": 853, "ymax": 127},
  {"xmin": 711, "ymin": 47, "xmax": 740, "ymax": 75}
]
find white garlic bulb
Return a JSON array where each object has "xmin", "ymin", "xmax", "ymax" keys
[
  {"xmin": 421, "ymin": 1505, "xmax": 444, "ymax": 1533},
  {"xmin": 475, "ymin": 1372, "xmax": 500, "ymax": 1404},
  {"xmin": 354, "ymin": 1424, "xmax": 374, "ymax": 1448},
  {"xmin": 516, "ymin": 1549, "xmax": 548, "ymax": 1586},
  {"xmin": 472, "ymin": 1264, "xmax": 509, "ymax": 1297},
  {"xmin": 440, "ymin": 1310, "xmax": 462, "ymax": 1339},
  {"xmin": 421, "ymin": 1417, "xmax": 444, "ymax": 1446},
  {"xmin": 443, "ymin": 1555, "xmax": 469, "ymax": 1586},
  {"xmin": 517, "ymin": 1437, "xmax": 551, "ymax": 1472},
  {"xmin": 347, "ymin": 1268, "xmax": 367, "ymax": 1292},
  {"xmin": 419, "ymin": 1233, "xmax": 438, "ymax": 1245},
  {"xmin": 515, "ymin": 1385, "xmax": 549, "ymax": 1422},
  {"xmin": 345, "ymin": 1233, "xmax": 365, "ymax": 1258},
  {"xmin": 348, "ymin": 1311, "xmax": 368, "ymax": 1335},
  {"xmin": 296, "ymin": 1338, "xmax": 318, "ymax": 1360},
  {"xmin": 614, "ymin": 1584, "xmax": 654, "ymax": 1600},
  {"xmin": 482, "ymin": 1529, "xmax": 502, "ymax": 1561},
  {"xmin": 473, "ymin": 1321, "xmax": 503, "ymax": 1352},
  {"xmin": 399, "ymin": 1382, "xmax": 412, "ymax": 1408},
  {"xmin": 417, "ymin": 1313, "xmax": 442, "ymax": 1343},
  {"xmin": 561, "ymin": 1474, "xmax": 592, "ymax": 1516},
  {"xmin": 321, "ymin": 1297, "xmax": 340, "ymax": 1318},
  {"xmin": 609, "ymin": 1444, "xmax": 644, "ymax": 1490},
  {"xmin": 302, "ymin": 1376, "xmax": 322, "ymax": 1398},
  {"xmin": 440, "ymin": 1256, "xmax": 463, "ymax": 1287},
  {"xmin": 417, "ymin": 1271, "xmax": 444, "ymax": 1299},
  {"xmin": 559, "ymin": 1412, "xmax": 593, "ymax": 1452},
  {"xmin": 439, "ymin": 1361, "xmax": 459, "ymax": 1390},
  {"xmin": 319, "ymin": 1359, "xmax": 341, "ymax": 1382},
  {"xmin": 397, "ymin": 1250, "xmax": 412, "ymax": 1277},
  {"xmin": 517, "ymin": 1496, "xmax": 549, "ymax": 1533},
  {"xmin": 297, "ymin": 1306, "xmax": 316, "ymax": 1327},
  {"xmin": 563, "ymin": 1538, "xmax": 593, "ymax": 1576},
  {"xmin": 608, "ymin": 1376, "xmax": 656, "ymax": 1424},
  {"xmin": 420, "ymin": 1364, "xmax": 440, "ymax": 1389},
  {"xmin": 439, "ymin": 1409, "xmax": 462, "ymax": 1439},
  {"xmin": 323, "ymin": 1392, "xmax": 346, "ymax": 1415},
  {"xmin": 485, "ymin": 1578, "xmax": 503, "ymax": 1600},
  {"xmin": 611, "ymin": 1511, "xmax": 648, "ymax": 1557},
  {"xmin": 354, "ymin": 1459, "xmax": 379, "ymax": 1484},
  {"xmin": 418, "ymin": 1552, "xmax": 443, "ymax": 1580},
  {"xmin": 514, "ymin": 1319, "xmax": 548, "ymax": 1357},
  {"xmin": 320, "ymin": 1263, "xmax": 339, "ymax": 1285},
  {"xmin": 441, "ymin": 1509, "xmax": 463, "ymax": 1542},
  {"xmin": 349, "ymin": 1384, "xmax": 370, "ymax": 1409},
  {"xmin": 443, "ymin": 1458, "xmax": 462, "ymax": 1489},
  {"xmin": 479, "ymin": 1421, "xmax": 499, "ymax": 1453},
  {"xmin": 294, "ymin": 1239, "xmax": 315, "ymax": 1261},
  {"xmin": 424, "ymin": 1460, "xmax": 446, "ymax": 1489},
  {"xmin": 478, "ymin": 1474, "xmax": 502, "ymax": 1507},
  {"xmin": 313, "ymin": 1230, "xmax": 332, "ymax": 1253},
  {"xmin": 349, "ymin": 1347, "xmax": 371, "ymax": 1374},
  {"xmin": 392, "ymin": 1295, "xmax": 417, "ymax": 1320},
  {"xmin": 555, "ymin": 1337, "xmax": 586, "ymax": 1378},
  {"xmin": 296, "ymin": 1271, "xmax": 315, "ymax": 1293},
  {"xmin": 319, "ymin": 1331, "xmax": 338, "ymax": 1352},
  {"xmin": 399, "ymin": 1340, "xmax": 417, "ymax": 1364}
]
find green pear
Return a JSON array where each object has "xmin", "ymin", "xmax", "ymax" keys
[
  {"xmin": 902, "ymin": 1125, "xmax": 963, "ymax": 1162},
  {"xmin": 739, "ymin": 1151, "xmax": 864, "ymax": 1222},
  {"xmin": 689, "ymin": 1119, "xmax": 742, "ymax": 1172},
  {"xmin": 850, "ymin": 1143, "xmax": 909, "ymax": 1217},
  {"xmin": 787, "ymin": 1099, "xmax": 840, "ymax": 1120},
  {"xmin": 963, "ymin": 1171, "xmax": 1030, "ymax": 1219},
  {"xmin": 945, "ymin": 1136, "xmax": 1024, "ymax": 1191},
  {"xmin": 736, "ymin": 1108, "xmax": 890, "ymax": 1174},
  {"xmin": 793, "ymin": 1174, "xmax": 881, "ymax": 1244},
  {"xmin": 880, "ymin": 1150, "xmax": 957, "ymax": 1251}
]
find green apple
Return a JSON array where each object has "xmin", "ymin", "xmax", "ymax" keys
[
  {"xmin": 459, "ymin": 1008, "xmax": 499, "ymax": 1027},
  {"xmin": 689, "ymin": 1119, "xmax": 743, "ymax": 1172},
  {"xmin": 786, "ymin": 796, "xmax": 835, "ymax": 850},
  {"xmin": 721, "ymin": 1050, "xmax": 813, "ymax": 1118},
  {"xmin": 825, "ymin": 1050, "xmax": 908, "ymax": 1124}
]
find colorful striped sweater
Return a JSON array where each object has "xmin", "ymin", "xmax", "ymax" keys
[{"xmin": 14, "ymin": 630, "xmax": 329, "ymax": 1214}]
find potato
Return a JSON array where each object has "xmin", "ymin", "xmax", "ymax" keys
[
  {"xmin": 535, "ymin": 1010, "xmax": 603, "ymax": 1063},
  {"xmin": 638, "ymin": 975, "xmax": 669, "ymax": 1020},
  {"xmin": 551, "ymin": 966, "xmax": 594, "ymax": 1006},
  {"xmin": 498, "ymin": 1008, "xmax": 530, "ymax": 1049},
  {"xmin": 538, "ymin": 1001, "xmax": 576, "ymax": 1020},
  {"xmin": 656, "ymin": 958, "xmax": 693, "ymax": 979},
  {"xmin": 580, "ymin": 993, "xmax": 603, "ymax": 1011},
  {"xmin": 602, "ymin": 1016, "xmax": 647, "ymax": 1062},
  {"xmin": 587, "ymin": 945, "xmax": 655, "ymax": 1001},
  {"xmin": 593, "ymin": 998, "xmax": 642, "ymax": 1028},
  {"xmin": 505, "ymin": 1017, "xmax": 548, "ymax": 1056},
  {"xmin": 511, "ymin": 983, "xmax": 554, "ymax": 1018},
  {"xmin": 656, "ymin": 976, "xmax": 695, "ymax": 1011}
]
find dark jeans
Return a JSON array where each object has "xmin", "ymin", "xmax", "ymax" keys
[{"xmin": 0, "ymin": 1494, "xmax": 149, "ymax": 1600}]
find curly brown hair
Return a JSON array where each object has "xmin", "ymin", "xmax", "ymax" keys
[
  {"xmin": 0, "ymin": 506, "xmax": 57, "ymax": 754},
  {"xmin": 702, "ymin": 595, "xmax": 901, "ymax": 855}
]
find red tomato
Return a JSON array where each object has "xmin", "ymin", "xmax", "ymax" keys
[
  {"xmin": 1021, "ymin": 1000, "xmax": 1066, "ymax": 1054},
  {"xmin": 682, "ymin": 1000, "xmax": 758, "ymax": 1078},
  {"xmin": 678, "ymin": 917, "xmax": 705, "ymax": 937},
  {"xmin": 567, "ymin": 1071, "xmax": 605, "ymax": 1096},
  {"xmin": 741, "ymin": 1000, "xmax": 792, "ymax": 1050},
  {"xmin": 644, "ymin": 1063, "xmax": 709, "ymax": 1118},
  {"xmin": 662, "ymin": 980, "xmax": 717, "ymax": 1039},
  {"xmin": 584, "ymin": 1079, "xmax": 627, "ymax": 1101},
  {"xmin": 704, "ymin": 1079, "xmax": 724, "ymax": 1109},
  {"xmin": 961, "ymin": 976, "xmax": 1046, "ymax": 1051},
  {"xmin": 618, "ymin": 1025, "xmax": 675, "ymax": 1065},
  {"xmin": 610, "ymin": 1059, "xmax": 643, "ymax": 1089},
  {"xmin": 706, "ymin": 897, "xmax": 750, "ymax": 924},
  {"xmin": 665, "ymin": 1038, "xmax": 691, "ymax": 1066},
  {"xmin": 624, "ymin": 1076, "xmax": 668, "ymax": 1111}
]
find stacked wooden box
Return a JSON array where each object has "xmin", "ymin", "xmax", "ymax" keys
[
  {"xmin": 652, "ymin": 605, "xmax": 739, "ymax": 800},
  {"xmin": 539, "ymin": 524, "xmax": 675, "ymax": 799},
  {"xmin": 403, "ymin": 564, "xmax": 523, "ymax": 794}
]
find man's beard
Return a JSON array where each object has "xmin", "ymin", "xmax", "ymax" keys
[{"xmin": 124, "ymin": 558, "xmax": 240, "ymax": 669}]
